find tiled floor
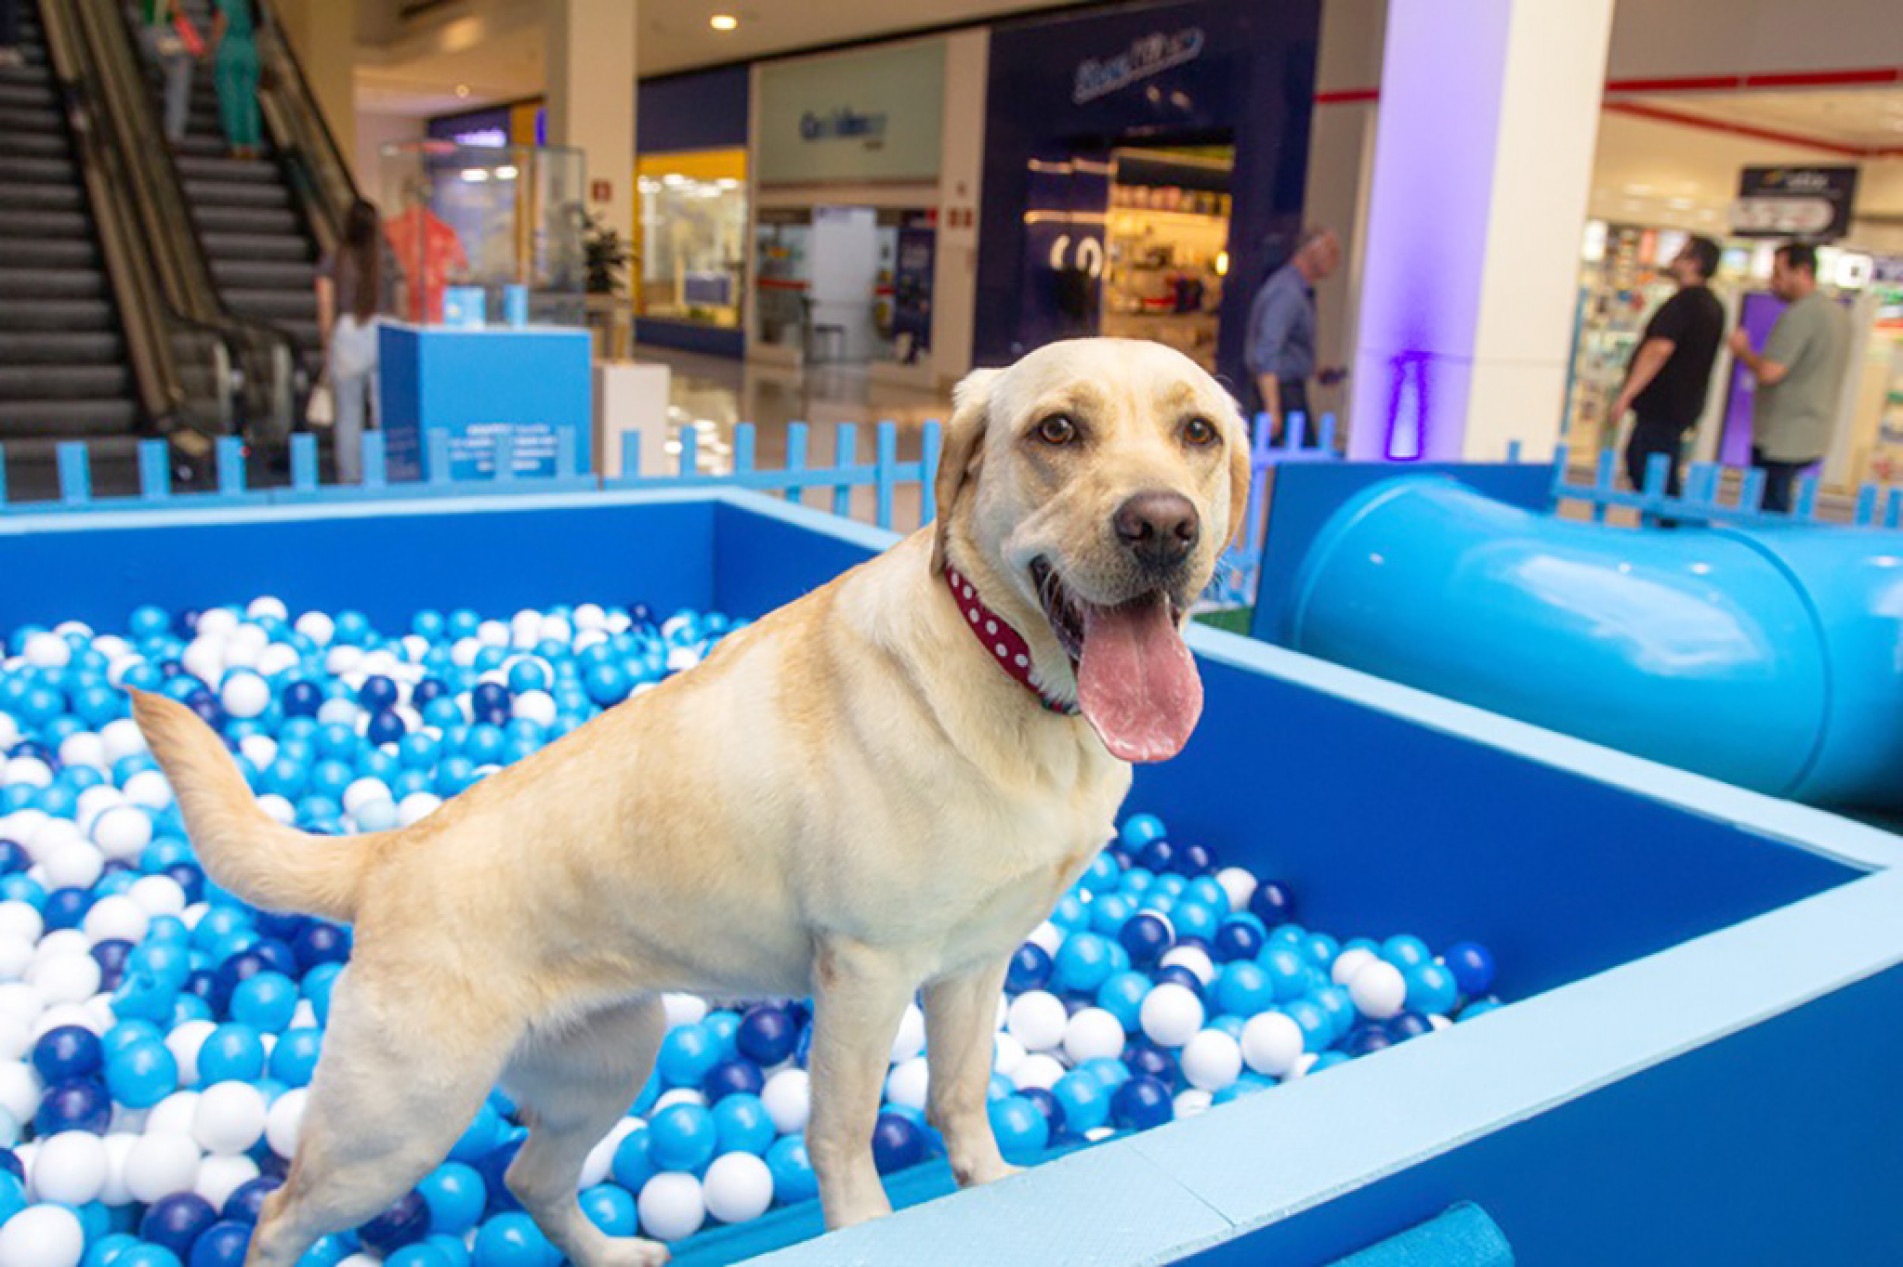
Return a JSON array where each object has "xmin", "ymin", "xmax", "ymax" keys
[{"xmin": 638, "ymin": 345, "xmax": 953, "ymax": 533}]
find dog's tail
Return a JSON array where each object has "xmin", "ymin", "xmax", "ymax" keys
[{"xmin": 130, "ymin": 689, "xmax": 384, "ymax": 921}]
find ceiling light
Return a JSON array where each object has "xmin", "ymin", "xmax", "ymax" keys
[{"xmin": 710, "ymin": 14, "xmax": 738, "ymax": 31}]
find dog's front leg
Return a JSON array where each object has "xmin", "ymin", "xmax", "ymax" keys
[
  {"xmin": 924, "ymin": 959, "xmax": 1021, "ymax": 1188},
  {"xmin": 806, "ymin": 937, "xmax": 917, "ymax": 1230}
]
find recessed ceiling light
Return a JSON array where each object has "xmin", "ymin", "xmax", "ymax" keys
[
  {"xmin": 710, "ymin": 14, "xmax": 739, "ymax": 31},
  {"xmin": 455, "ymin": 84, "xmax": 470, "ymax": 98}
]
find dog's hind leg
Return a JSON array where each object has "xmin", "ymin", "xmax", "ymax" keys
[
  {"xmin": 924, "ymin": 958, "xmax": 1021, "ymax": 1188},
  {"xmin": 247, "ymin": 970, "xmax": 516, "ymax": 1267},
  {"xmin": 502, "ymin": 995, "xmax": 670, "ymax": 1267}
]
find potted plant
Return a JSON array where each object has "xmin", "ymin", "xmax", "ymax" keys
[{"xmin": 581, "ymin": 211, "xmax": 636, "ymax": 356}]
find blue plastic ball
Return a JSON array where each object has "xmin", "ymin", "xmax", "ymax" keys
[
  {"xmin": 472, "ymin": 1138, "xmax": 525, "ymax": 1214},
  {"xmin": 1117, "ymin": 912, "xmax": 1173, "ymax": 968},
  {"xmin": 230, "ymin": 972, "xmax": 299, "ymax": 1034},
  {"xmin": 646, "ymin": 1103, "xmax": 718, "ymax": 1173},
  {"xmin": 1017, "ymin": 1087, "xmax": 1067, "ymax": 1140},
  {"xmin": 196, "ymin": 1024, "xmax": 266, "ymax": 1084},
  {"xmin": 419, "ymin": 1162, "xmax": 488, "ymax": 1237},
  {"xmin": 385, "ymin": 1245, "xmax": 453, "ymax": 1267},
  {"xmin": 711, "ymin": 1093, "xmax": 775, "ymax": 1156},
  {"xmin": 1407, "ymin": 962, "xmax": 1460, "ymax": 1016},
  {"xmin": 221, "ymin": 1176, "xmax": 282, "ymax": 1225},
  {"xmin": 1110, "ymin": 1075, "xmax": 1174, "ymax": 1130},
  {"xmin": 578, "ymin": 1185, "xmax": 636, "ymax": 1238},
  {"xmin": 655, "ymin": 1024, "xmax": 720, "ymax": 1089},
  {"xmin": 36, "ymin": 1077, "xmax": 112, "ymax": 1134},
  {"xmin": 32, "ymin": 1025, "xmax": 104, "ymax": 1084},
  {"xmin": 987, "ymin": 1095, "xmax": 1049, "ymax": 1161},
  {"xmin": 1380, "ymin": 934, "xmax": 1432, "ymax": 972},
  {"xmin": 1095, "ymin": 971, "xmax": 1151, "ymax": 1031},
  {"xmin": 106, "ymin": 1039, "xmax": 179, "ymax": 1109},
  {"xmin": 1250, "ymin": 880, "xmax": 1296, "ymax": 926},
  {"xmin": 610, "ymin": 1129, "xmax": 655, "ymax": 1194},
  {"xmin": 1052, "ymin": 931, "xmax": 1116, "ymax": 994},
  {"xmin": 267, "ymin": 1028, "xmax": 323, "ymax": 1088},
  {"xmin": 1213, "ymin": 918, "xmax": 1265, "ymax": 963},
  {"xmin": 141, "ymin": 1193, "xmax": 218, "ymax": 1259},
  {"xmin": 109, "ymin": 1248, "xmax": 182, "ymax": 1267},
  {"xmin": 1137, "ymin": 839, "xmax": 1175, "ymax": 873},
  {"xmin": 187, "ymin": 1221, "xmax": 252, "ymax": 1267},
  {"xmin": 360, "ymin": 1189, "xmax": 431, "ymax": 1255},
  {"xmin": 765, "ymin": 1136, "xmax": 817, "ymax": 1204},
  {"xmin": 1119, "ymin": 814, "xmax": 1166, "ymax": 848},
  {"xmin": 734, "ymin": 1006, "xmax": 797, "ymax": 1066},
  {"xmin": 1214, "ymin": 961, "xmax": 1277, "ymax": 1018},
  {"xmin": 1050, "ymin": 1070, "xmax": 1111, "ymax": 1134},
  {"xmin": 871, "ymin": 1111, "xmax": 926, "ymax": 1174},
  {"xmin": 471, "ymin": 1213, "xmax": 558, "ymax": 1267}
]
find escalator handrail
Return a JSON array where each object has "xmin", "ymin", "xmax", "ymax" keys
[{"xmin": 255, "ymin": 0, "xmax": 363, "ymax": 254}]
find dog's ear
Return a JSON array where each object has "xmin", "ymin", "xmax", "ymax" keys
[
  {"xmin": 931, "ymin": 368, "xmax": 1001, "ymax": 574},
  {"xmin": 1225, "ymin": 417, "xmax": 1254, "ymax": 550}
]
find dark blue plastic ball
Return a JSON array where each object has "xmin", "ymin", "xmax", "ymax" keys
[
  {"xmin": 1213, "ymin": 919, "xmax": 1264, "ymax": 963},
  {"xmin": 221, "ymin": 1176, "xmax": 282, "ymax": 1225},
  {"xmin": 1110, "ymin": 1075, "xmax": 1173, "ymax": 1130},
  {"xmin": 293, "ymin": 922, "xmax": 352, "ymax": 973},
  {"xmin": 189, "ymin": 1221, "xmax": 253, "ymax": 1267},
  {"xmin": 1005, "ymin": 942, "xmax": 1053, "ymax": 992},
  {"xmin": 1122, "ymin": 1036, "xmax": 1176, "ymax": 1085},
  {"xmin": 141, "ymin": 1193, "xmax": 218, "ymax": 1258},
  {"xmin": 473, "ymin": 1139, "xmax": 525, "ymax": 1214},
  {"xmin": 412, "ymin": 678, "xmax": 449, "ymax": 707},
  {"xmin": 358, "ymin": 676, "xmax": 399, "ymax": 712},
  {"xmin": 702, "ymin": 1058, "xmax": 764, "ymax": 1104},
  {"xmin": 36, "ymin": 1077, "xmax": 112, "ymax": 1135},
  {"xmin": 0, "ymin": 841, "xmax": 26, "ymax": 875},
  {"xmin": 1152, "ymin": 965, "xmax": 1205, "ymax": 999},
  {"xmin": 360, "ymin": 1189, "xmax": 431, "ymax": 1255},
  {"xmin": 1345, "ymin": 1025, "xmax": 1395, "ymax": 1057},
  {"xmin": 734, "ymin": 1006, "xmax": 797, "ymax": 1066},
  {"xmin": 1388, "ymin": 1011, "xmax": 1433, "ymax": 1041},
  {"xmin": 42, "ymin": 887, "xmax": 91, "ymax": 931},
  {"xmin": 1174, "ymin": 842, "xmax": 1214, "ymax": 875},
  {"xmin": 248, "ymin": 938, "xmax": 299, "ymax": 978},
  {"xmin": 1018, "ymin": 1087, "xmax": 1067, "ymax": 1139},
  {"xmin": 1442, "ymin": 941, "xmax": 1497, "ymax": 996},
  {"xmin": 1137, "ymin": 839, "xmax": 1175, "ymax": 873},
  {"xmin": 163, "ymin": 862, "xmax": 206, "ymax": 905},
  {"xmin": 366, "ymin": 710, "xmax": 407, "ymax": 747},
  {"xmin": 1117, "ymin": 912, "xmax": 1174, "ymax": 968},
  {"xmin": 871, "ymin": 1112, "xmax": 925, "ymax": 1174},
  {"xmin": 31, "ymin": 1025, "xmax": 104, "ymax": 1083},
  {"xmin": 0, "ymin": 1150, "xmax": 19, "ymax": 1182},
  {"xmin": 1250, "ymin": 880, "xmax": 1297, "ymax": 927},
  {"xmin": 281, "ymin": 681, "xmax": 324, "ymax": 717}
]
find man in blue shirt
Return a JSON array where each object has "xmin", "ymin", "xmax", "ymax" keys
[{"xmin": 1244, "ymin": 226, "xmax": 1342, "ymax": 445}]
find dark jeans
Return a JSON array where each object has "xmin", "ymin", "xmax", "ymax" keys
[
  {"xmin": 1751, "ymin": 447, "xmax": 1815, "ymax": 514},
  {"xmin": 1622, "ymin": 415, "xmax": 1688, "ymax": 497}
]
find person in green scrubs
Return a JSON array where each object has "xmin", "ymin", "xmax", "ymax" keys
[{"xmin": 209, "ymin": 0, "xmax": 260, "ymax": 159}]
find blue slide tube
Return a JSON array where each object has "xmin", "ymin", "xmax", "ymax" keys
[{"xmin": 1285, "ymin": 476, "xmax": 1903, "ymax": 810}]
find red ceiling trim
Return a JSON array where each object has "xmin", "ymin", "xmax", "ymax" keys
[
  {"xmin": 1604, "ymin": 100, "xmax": 1885, "ymax": 159},
  {"xmin": 1314, "ymin": 88, "xmax": 1380, "ymax": 105}
]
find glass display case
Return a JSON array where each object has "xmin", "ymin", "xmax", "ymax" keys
[
  {"xmin": 753, "ymin": 209, "xmax": 812, "ymax": 352},
  {"xmin": 638, "ymin": 153, "xmax": 747, "ymax": 331},
  {"xmin": 378, "ymin": 140, "xmax": 587, "ymax": 329}
]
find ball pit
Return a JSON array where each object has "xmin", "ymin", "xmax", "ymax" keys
[{"xmin": 0, "ymin": 594, "xmax": 1521, "ymax": 1264}]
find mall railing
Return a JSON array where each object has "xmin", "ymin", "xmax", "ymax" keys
[
  {"xmin": 70, "ymin": 0, "xmax": 297, "ymax": 456},
  {"xmin": 1549, "ymin": 447, "xmax": 1903, "ymax": 528}
]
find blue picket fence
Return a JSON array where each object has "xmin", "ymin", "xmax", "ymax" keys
[
  {"xmin": 1549, "ymin": 447, "xmax": 1903, "ymax": 529},
  {"xmin": 1203, "ymin": 412, "xmax": 1348, "ymax": 608}
]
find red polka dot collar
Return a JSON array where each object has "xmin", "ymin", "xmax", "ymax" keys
[{"xmin": 943, "ymin": 565, "xmax": 1079, "ymax": 715}]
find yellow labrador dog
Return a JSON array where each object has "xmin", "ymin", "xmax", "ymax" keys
[{"xmin": 131, "ymin": 337, "xmax": 1250, "ymax": 1267}]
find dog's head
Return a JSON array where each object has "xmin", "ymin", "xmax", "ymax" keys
[{"xmin": 931, "ymin": 338, "xmax": 1250, "ymax": 764}]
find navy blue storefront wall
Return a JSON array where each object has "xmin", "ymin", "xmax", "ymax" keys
[
  {"xmin": 636, "ymin": 67, "xmax": 751, "ymax": 359},
  {"xmin": 977, "ymin": 0, "xmax": 1320, "ymax": 393}
]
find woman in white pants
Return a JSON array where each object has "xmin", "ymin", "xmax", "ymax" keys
[{"xmin": 314, "ymin": 199, "xmax": 385, "ymax": 483}]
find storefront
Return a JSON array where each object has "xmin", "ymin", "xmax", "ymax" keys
[
  {"xmin": 746, "ymin": 35, "xmax": 982, "ymax": 387},
  {"xmin": 976, "ymin": 0, "xmax": 1321, "ymax": 390},
  {"xmin": 636, "ymin": 67, "xmax": 750, "ymax": 358}
]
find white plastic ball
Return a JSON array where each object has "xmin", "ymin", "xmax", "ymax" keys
[
  {"xmin": 397, "ymin": 793, "xmax": 442, "ymax": 828},
  {"xmin": 256, "ymin": 644, "xmax": 300, "ymax": 678},
  {"xmin": 1429, "ymin": 1014, "xmax": 1454, "ymax": 1032},
  {"xmin": 34, "ymin": 931, "xmax": 90, "ymax": 963},
  {"xmin": 0, "ymin": 905, "xmax": 41, "ymax": 945},
  {"xmin": 31, "ymin": 1132, "xmax": 108, "ymax": 1206},
  {"xmin": 146, "ymin": 1091, "xmax": 200, "ymax": 1138},
  {"xmin": 27, "ymin": 818, "xmax": 81, "ymax": 862},
  {"xmin": 26, "ymin": 953, "xmax": 99, "ymax": 1007},
  {"xmin": 511, "ymin": 691, "xmax": 556, "ymax": 728},
  {"xmin": 1348, "ymin": 960, "xmax": 1408, "ymax": 1020},
  {"xmin": 81, "ymin": 896, "xmax": 148, "ymax": 946},
  {"xmin": 166, "ymin": 1020, "xmax": 216, "ymax": 1087},
  {"xmin": 181, "ymin": 639, "xmax": 225, "ymax": 687},
  {"xmin": 1010, "ymin": 1052, "xmax": 1067, "ymax": 1092},
  {"xmin": 636, "ymin": 1171, "xmax": 706, "ymax": 1242},
  {"xmin": 991, "ymin": 1032, "xmax": 1026, "ymax": 1076},
  {"xmin": 760, "ymin": 1069, "xmax": 810, "ymax": 1135},
  {"xmin": 1062, "ymin": 1008, "xmax": 1127, "ymax": 1065},
  {"xmin": 0, "ymin": 1204, "xmax": 84, "ymax": 1267},
  {"xmin": 1158, "ymin": 945, "xmax": 1216, "ymax": 986},
  {"xmin": 581, "ymin": 1119, "xmax": 639, "ymax": 1190},
  {"xmin": 22, "ymin": 633, "xmax": 72, "ymax": 670},
  {"xmin": 1180, "ymin": 1030, "xmax": 1244, "ymax": 1092},
  {"xmin": 99, "ymin": 1133, "xmax": 138, "ymax": 1206},
  {"xmin": 1288, "ymin": 1052, "xmax": 1320, "ymax": 1080},
  {"xmin": 537, "ymin": 615, "xmax": 574, "ymax": 646},
  {"xmin": 220, "ymin": 639, "xmax": 262, "ymax": 672},
  {"xmin": 294, "ymin": 612, "xmax": 334, "ymax": 646},
  {"xmin": 1331, "ymin": 947, "xmax": 1377, "ymax": 987},
  {"xmin": 1239, "ymin": 1011, "xmax": 1305, "ymax": 1077},
  {"xmin": 0, "ymin": 939, "xmax": 30, "ymax": 985},
  {"xmin": 264, "ymin": 1088, "xmax": 306, "ymax": 1158},
  {"xmin": 884, "ymin": 1056, "xmax": 930, "ymax": 1111},
  {"xmin": 247, "ymin": 596, "xmax": 289, "ymax": 622},
  {"xmin": 661, "ymin": 994, "xmax": 707, "ymax": 1028},
  {"xmin": 0, "ymin": 715, "xmax": 15, "ymax": 751},
  {"xmin": 124, "ymin": 1132, "xmax": 201, "ymax": 1203},
  {"xmin": 652, "ymin": 1089, "xmax": 706, "ymax": 1113},
  {"xmin": 341, "ymin": 778, "xmax": 392, "ymax": 816},
  {"xmin": 238, "ymin": 734, "xmax": 279, "ymax": 771},
  {"xmin": 99, "ymin": 720, "xmax": 148, "ymax": 765},
  {"xmin": 573, "ymin": 604, "xmax": 607, "ymax": 630},
  {"xmin": 127, "ymin": 876, "xmax": 187, "ymax": 919},
  {"xmin": 3, "ymin": 758, "xmax": 51, "ymax": 789},
  {"xmin": 316, "ymin": 699, "xmax": 359, "ymax": 729},
  {"xmin": 257, "ymin": 795, "xmax": 296, "ymax": 826},
  {"xmin": 121, "ymin": 770, "xmax": 173, "ymax": 811},
  {"xmin": 193, "ymin": 1082, "xmax": 267, "ymax": 1154},
  {"xmin": 0, "ymin": 986, "xmax": 43, "ymax": 1027},
  {"xmin": 0, "ymin": 1016, "xmax": 28, "ymax": 1061},
  {"xmin": 1174, "ymin": 1088, "xmax": 1215, "ymax": 1120},
  {"xmin": 195, "ymin": 1152, "xmax": 260, "ymax": 1208},
  {"xmin": 41, "ymin": 843, "xmax": 104, "ymax": 893},
  {"xmin": 1139, "ymin": 983, "xmax": 1207, "ymax": 1048},
  {"xmin": 56, "ymin": 734, "xmax": 107, "ymax": 773},
  {"xmin": 702, "ymin": 1151, "xmax": 773, "ymax": 1224},
  {"xmin": 195, "ymin": 609, "xmax": 239, "ymax": 640},
  {"xmin": 449, "ymin": 639, "xmax": 481, "ymax": 668},
  {"xmin": 888, "ymin": 1003, "xmax": 926, "ymax": 1063},
  {"xmin": 89, "ymin": 806, "xmax": 152, "ymax": 863},
  {"xmin": 1005, "ymin": 991, "xmax": 1068, "ymax": 1052},
  {"xmin": 1214, "ymin": 867, "xmax": 1257, "ymax": 913},
  {"xmin": 74, "ymin": 787, "xmax": 125, "ymax": 834},
  {"xmin": 324, "ymin": 646, "xmax": 364, "ymax": 678}
]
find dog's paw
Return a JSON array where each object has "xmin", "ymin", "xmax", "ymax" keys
[
  {"xmin": 953, "ymin": 1159, "xmax": 1025, "ymax": 1188},
  {"xmin": 596, "ymin": 1237, "xmax": 671, "ymax": 1267}
]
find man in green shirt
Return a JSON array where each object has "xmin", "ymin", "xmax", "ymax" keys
[{"xmin": 1728, "ymin": 243, "xmax": 1851, "ymax": 513}]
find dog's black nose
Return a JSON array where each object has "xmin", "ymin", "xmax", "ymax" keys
[{"xmin": 1114, "ymin": 491, "xmax": 1200, "ymax": 569}]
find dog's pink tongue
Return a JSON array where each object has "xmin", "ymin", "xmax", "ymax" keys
[{"xmin": 1077, "ymin": 595, "xmax": 1202, "ymax": 763}]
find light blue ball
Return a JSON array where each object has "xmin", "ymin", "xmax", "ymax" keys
[
  {"xmin": 196, "ymin": 1023, "xmax": 266, "ymax": 1084},
  {"xmin": 610, "ymin": 1129, "xmax": 654, "ymax": 1192},
  {"xmin": 1259, "ymin": 947, "xmax": 1309, "ymax": 1003},
  {"xmin": 765, "ymin": 1136, "xmax": 817, "ymax": 1204},
  {"xmin": 1051, "ymin": 1070, "xmax": 1110, "ymax": 1134},
  {"xmin": 988, "ymin": 1095, "xmax": 1049, "ymax": 1162},
  {"xmin": 1087, "ymin": 893, "xmax": 1135, "ymax": 937},
  {"xmin": 1381, "ymin": 934, "xmax": 1432, "ymax": 971},
  {"xmin": 1214, "ymin": 961, "xmax": 1276, "ymax": 1018},
  {"xmin": 84, "ymin": 1233, "xmax": 141, "ymax": 1267},
  {"xmin": 646, "ymin": 1103, "xmax": 718, "ymax": 1173},
  {"xmin": 268, "ymin": 1028, "xmax": 323, "ymax": 1088},
  {"xmin": 105, "ymin": 1038, "xmax": 179, "ymax": 1109},
  {"xmin": 231, "ymin": 971, "xmax": 299, "ymax": 1034},
  {"xmin": 419, "ymin": 1162, "xmax": 487, "ymax": 1237},
  {"xmin": 425, "ymin": 1235, "xmax": 471, "ymax": 1267},
  {"xmin": 1096, "ymin": 970, "xmax": 1149, "ymax": 1030},
  {"xmin": 1052, "ymin": 932, "xmax": 1116, "ymax": 994},
  {"xmin": 654, "ymin": 1023, "xmax": 719, "ymax": 1088},
  {"xmin": 578, "ymin": 1184, "xmax": 637, "ymax": 1237},
  {"xmin": 1407, "ymin": 963, "xmax": 1460, "ymax": 1016},
  {"xmin": 1119, "ymin": 814, "xmax": 1166, "ymax": 848},
  {"xmin": 384, "ymin": 1246, "xmax": 452, "ymax": 1267},
  {"xmin": 472, "ymin": 1213, "xmax": 559, "ymax": 1267},
  {"xmin": 711, "ymin": 1093, "xmax": 775, "ymax": 1156}
]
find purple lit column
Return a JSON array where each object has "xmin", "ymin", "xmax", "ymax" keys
[{"xmin": 1347, "ymin": 0, "xmax": 1612, "ymax": 462}]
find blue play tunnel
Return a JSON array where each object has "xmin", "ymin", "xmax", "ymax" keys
[{"xmin": 1284, "ymin": 477, "xmax": 1903, "ymax": 810}]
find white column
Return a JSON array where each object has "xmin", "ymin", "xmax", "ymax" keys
[
  {"xmin": 1347, "ymin": 0, "xmax": 1612, "ymax": 461},
  {"xmin": 545, "ymin": 0, "xmax": 637, "ymax": 245}
]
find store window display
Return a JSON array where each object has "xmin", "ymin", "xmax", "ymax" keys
[{"xmin": 637, "ymin": 150, "xmax": 748, "ymax": 332}]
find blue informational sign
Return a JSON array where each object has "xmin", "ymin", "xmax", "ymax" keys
[{"xmin": 378, "ymin": 323, "xmax": 592, "ymax": 480}]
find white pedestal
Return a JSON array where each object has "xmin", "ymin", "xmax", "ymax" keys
[{"xmin": 593, "ymin": 360, "xmax": 671, "ymax": 477}]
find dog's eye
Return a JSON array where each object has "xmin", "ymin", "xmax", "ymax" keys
[
  {"xmin": 1183, "ymin": 416, "xmax": 1218, "ymax": 447},
  {"xmin": 1035, "ymin": 414, "xmax": 1079, "ymax": 446}
]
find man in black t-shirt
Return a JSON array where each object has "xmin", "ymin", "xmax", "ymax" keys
[{"xmin": 1614, "ymin": 236, "xmax": 1725, "ymax": 498}]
